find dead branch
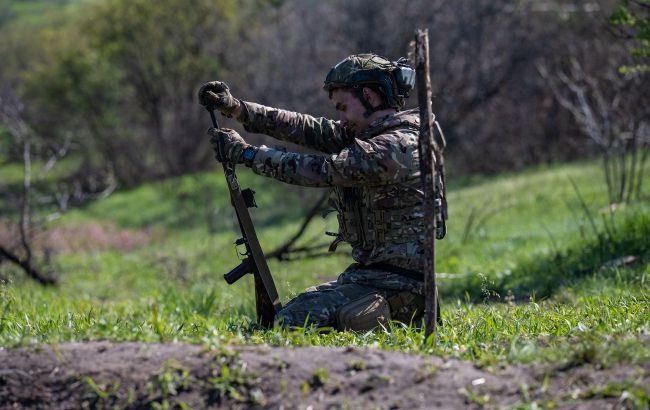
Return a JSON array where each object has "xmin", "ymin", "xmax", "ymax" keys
[
  {"xmin": 537, "ymin": 47, "xmax": 649, "ymax": 204},
  {"xmin": 18, "ymin": 122, "xmax": 33, "ymax": 265},
  {"xmin": 267, "ymin": 191, "xmax": 330, "ymax": 261},
  {"xmin": 0, "ymin": 246, "xmax": 56, "ymax": 285},
  {"xmin": 0, "ymin": 94, "xmax": 58, "ymax": 285}
]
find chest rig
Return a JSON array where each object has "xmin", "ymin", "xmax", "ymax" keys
[{"xmin": 327, "ymin": 110, "xmax": 435, "ymax": 271}]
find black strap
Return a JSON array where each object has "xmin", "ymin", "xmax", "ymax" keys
[
  {"xmin": 365, "ymin": 262, "xmax": 424, "ymax": 281},
  {"xmin": 352, "ymin": 87, "xmax": 388, "ymax": 118}
]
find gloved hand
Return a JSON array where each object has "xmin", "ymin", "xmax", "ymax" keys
[
  {"xmin": 198, "ymin": 81, "xmax": 241, "ymax": 117},
  {"xmin": 208, "ymin": 127, "xmax": 249, "ymax": 164}
]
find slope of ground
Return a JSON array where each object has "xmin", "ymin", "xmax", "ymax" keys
[{"xmin": 1, "ymin": 159, "xmax": 649, "ymax": 408}]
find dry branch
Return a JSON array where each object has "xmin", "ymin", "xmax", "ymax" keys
[
  {"xmin": 0, "ymin": 246, "xmax": 56, "ymax": 285},
  {"xmin": 414, "ymin": 28, "xmax": 439, "ymax": 341},
  {"xmin": 267, "ymin": 191, "xmax": 331, "ymax": 261},
  {"xmin": 0, "ymin": 94, "xmax": 58, "ymax": 285}
]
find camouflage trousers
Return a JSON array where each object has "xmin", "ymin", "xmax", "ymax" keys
[{"xmin": 275, "ymin": 263, "xmax": 426, "ymax": 330}]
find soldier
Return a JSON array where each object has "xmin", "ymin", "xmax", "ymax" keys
[{"xmin": 198, "ymin": 54, "xmax": 444, "ymax": 331}]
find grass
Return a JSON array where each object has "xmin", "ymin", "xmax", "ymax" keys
[{"xmin": 0, "ymin": 158, "xmax": 649, "ymax": 371}]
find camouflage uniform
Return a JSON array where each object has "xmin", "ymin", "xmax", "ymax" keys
[{"xmin": 236, "ymin": 101, "xmax": 429, "ymax": 328}]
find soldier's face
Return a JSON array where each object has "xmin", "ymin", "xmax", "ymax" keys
[{"xmin": 330, "ymin": 89, "xmax": 371, "ymax": 133}]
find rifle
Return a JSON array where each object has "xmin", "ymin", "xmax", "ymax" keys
[{"xmin": 206, "ymin": 107, "xmax": 282, "ymax": 328}]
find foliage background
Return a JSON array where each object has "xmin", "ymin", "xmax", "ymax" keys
[{"xmin": 1, "ymin": 0, "xmax": 647, "ymax": 190}]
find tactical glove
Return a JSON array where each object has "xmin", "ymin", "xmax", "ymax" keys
[
  {"xmin": 198, "ymin": 81, "xmax": 241, "ymax": 117},
  {"xmin": 209, "ymin": 127, "xmax": 255, "ymax": 164}
]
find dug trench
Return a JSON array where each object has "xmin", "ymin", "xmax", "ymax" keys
[{"xmin": 0, "ymin": 342, "xmax": 647, "ymax": 409}]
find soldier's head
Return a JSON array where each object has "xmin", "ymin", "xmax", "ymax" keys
[{"xmin": 323, "ymin": 53, "xmax": 415, "ymax": 132}]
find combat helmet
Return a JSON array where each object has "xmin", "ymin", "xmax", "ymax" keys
[{"xmin": 324, "ymin": 54, "xmax": 415, "ymax": 115}]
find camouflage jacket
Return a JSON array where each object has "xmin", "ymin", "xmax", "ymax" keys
[{"xmin": 238, "ymin": 101, "xmax": 426, "ymax": 274}]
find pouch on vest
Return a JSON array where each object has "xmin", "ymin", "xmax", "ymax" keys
[{"xmin": 336, "ymin": 293, "xmax": 391, "ymax": 332}]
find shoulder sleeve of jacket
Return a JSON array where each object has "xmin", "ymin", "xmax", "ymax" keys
[
  {"xmin": 248, "ymin": 128, "xmax": 420, "ymax": 187},
  {"xmin": 238, "ymin": 101, "xmax": 353, "ymax": 154}
]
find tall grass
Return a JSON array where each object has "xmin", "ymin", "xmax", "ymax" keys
[{"xmin": 1, "ymin": 159, "xmax": 648, "ymax": 368}]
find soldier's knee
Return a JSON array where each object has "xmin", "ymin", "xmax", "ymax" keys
[
  {"xmin": 275, "ymin": 308, "xmax": 309, "ymax": 328},
  {"xmin": 335, "ymin": 291, "xmax": 428, "ymax": 332},
  {"xmin": 275, "ymin": 300, "xmax": 334, "ymax": 329}
]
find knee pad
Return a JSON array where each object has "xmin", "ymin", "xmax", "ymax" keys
[{"xmin": 336, "ymin": 293, "xmax": 391, "ymax": 332}]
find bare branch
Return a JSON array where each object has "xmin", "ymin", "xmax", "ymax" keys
[
  {"xmin": 0, "ymin": 94, "xmax": 59, "ymax": 285},
  {"xmin": 0, "ymin": 246, "xmax": 56, "ymax": 285},
  {"xmin": 267, "ymin": 191, "xmax": 330, "ymax": 261}
]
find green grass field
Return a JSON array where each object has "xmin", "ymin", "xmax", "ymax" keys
[{"xmin": 1, "ymin": 159, "xmax": 649, "ymax": 376}]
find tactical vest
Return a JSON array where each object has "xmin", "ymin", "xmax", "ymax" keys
[{"xmin": 328, "ymin": 109, "xmax": 429, "ymax": 273}]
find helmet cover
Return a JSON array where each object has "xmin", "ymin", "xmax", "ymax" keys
[{"xmin": 324, "ymin": 54, "xmax": 414, "ymax": 109}]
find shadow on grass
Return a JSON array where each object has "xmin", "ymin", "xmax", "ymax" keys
[{"xmin": 441, "ymin": 211, "xmax": 650, "ymax": 302}]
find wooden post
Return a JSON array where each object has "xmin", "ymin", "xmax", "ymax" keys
[{"xmin": 414, "ymin": 29, "xmax": 438, "ymax": 342}]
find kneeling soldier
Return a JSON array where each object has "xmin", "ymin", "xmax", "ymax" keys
[{"xmin": 199, "ymin": 54, "xmax": 443, "ymax": 331}]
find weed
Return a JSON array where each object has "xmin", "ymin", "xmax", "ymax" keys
[
  {"xmin": 414, "ymin": 363, "xmax": 439, "ymax": 383},
  {"xmin": 208, "ymin": 351, "xmax": 260, "ymax": 404},
  {"xmin": 308, "ymin": 367, "xmax": 329, "ymax": 389},
  {"xmin": 346, "ymin": 359, "xmax": 365, "ymax": 373},
  {"xmin": 82, "ymin": 376, "xmax": 119, "ymax": 400},
  {"xmin": 81, "ymin": 376, "xmax": 120, "ymax": 408},
  {"xmin": 459, "ymin": 386, "xmax": 490, "ymax": 406},
  {"xmin": 579, "ymin": 380, "xmax": 649, "ymax": 407},
  {"xmin": 148, "ymin": 359, "xmax": 191, "ymax": 397}
]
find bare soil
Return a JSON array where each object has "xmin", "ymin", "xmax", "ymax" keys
[
  {"xmin": 0, "ymin": 220, "xmax": 151, "ymax": 254},
  {"xmin": 0, "ymin": 342, "xmax": 647, "ymax": 409}
]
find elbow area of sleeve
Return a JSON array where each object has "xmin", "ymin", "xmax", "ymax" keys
[
  {"xmin": 327, "ymin": 144, "xmax": 413, "ymax": 187},
  {"xmin": 250, "ymin": 144, "xmax": 412, "ymax": 188}
]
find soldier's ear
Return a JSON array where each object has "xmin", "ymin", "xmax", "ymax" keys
[{"xmin": 362, "ymin": 87, "xmax": 379, "ymax": 107}]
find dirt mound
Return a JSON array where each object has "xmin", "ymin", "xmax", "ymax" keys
[{"xmin": 0, "ymin": 342, "xmax": 647, "ymax": 409}]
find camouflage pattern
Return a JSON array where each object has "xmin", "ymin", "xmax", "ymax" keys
[
  {"xmin": 323, "ymin": 54, "xmax": 396, "ymax": 91},
  {"xmin": 276, "ymin": 263, "xmax": 424, "ymax": 328},
  {"xmin": 323, "ymin": 54, "xmax": 414, "ymax": 110},
  {"xmin": 236, "ymin": 100, "xmax": 430, "ymax": 329},
  {"xmin": 238, "ymin": 101, "xmax": 354, "ymax": 155},
  {"xmin": 239, "ymin": 100, "xmax": 427, "ymax": 273}
]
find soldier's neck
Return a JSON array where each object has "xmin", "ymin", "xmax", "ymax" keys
[{"xmin": 361, "ymin": 109, "xmax": 398, "ymax": 131}]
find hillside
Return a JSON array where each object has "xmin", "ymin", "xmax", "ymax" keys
[{"xmin": 1, "ymin": 159, "xmax": 649, "ymax": 408}]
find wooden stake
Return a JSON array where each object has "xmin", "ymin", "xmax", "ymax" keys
[{"xmin": 414, "ymin": 29, "xmax": 438, "ymax": 342}]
